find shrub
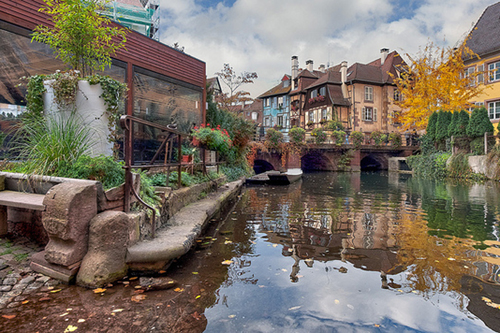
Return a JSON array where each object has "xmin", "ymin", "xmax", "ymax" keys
[
  {"xmin": 426, "ymin": 111, "xmax": 438, "ymax": 141},
  {"xmin": 370, "ymin": 131, "xmax": 384, "ymax": 146},
  {"xmin": 289, "ymin": 126, "xmax": 306, "ymax": 145},
  {"xmin": 311, "ymin": 128, "xmax": 327, "ymax": 144},
  {"xmin": 264, "ymin": 128, "xmax": 284, "ymax": 151},
  {"xmin": 325, "ymin": 120, "xmax": 344, "ymax": 131},
  {"xmin": 58, "ymin": 155, "xmax": 124, "ymax": 190},
  {"xmin": 435, "ymin": 110, "xmax": 452, "ymax": 142},
  {"xmin": 350, "ymin": 131, "xmax": 364, "ymax": 149},
  {"xmin": 467, "ymin": 107, "xmax": 493, "ymax": 138},
  {"xmin": 419, "ymin": 134, "xmax": 437, "ymax": 155},
  {"xmin": 406, "ymin": 152, "xmax": 450, "ymax": 179},
  {"xmin": 331, "ymin": 130, "xmax": 346, "ymax": 146},
  {"xmin": 388, "ymin": 132, "xmax": 402, "ymax": 147}
]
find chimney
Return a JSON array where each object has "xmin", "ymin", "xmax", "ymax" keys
[
  {"xmin": 291, "ymin": 56, "xmax": 298, "ymax": 90},
  {"xmin": 306, "ymin": 60, "xmax": 313, "ymax": 72},
  {"xmin": 340, "ymin": 61, "xmax": 347, "ymax": 83},
  {"xmin": 340, "ymin": 61, "xmax": 348, "ymax": 98},
  {"xmin": 318, "ymin": 64, "xmax": 326, "ymax": 72},
  {"xmin": 380, "ymin": 48, "xmax": 389, "ymax": 65}
]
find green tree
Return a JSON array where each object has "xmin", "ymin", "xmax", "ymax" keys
[
  {"xmin": 426, "ymin": 111, "xmax": 438, "ymax": 141},
  {"xmin": 467, "ymin": 107, "xmax": 493, "ymax": 138},
  {"xmin": 448, "ymin": 111, "xmax": 458, "ymax": 137},
  {"xmin": 456, "ymin": 110, "xmax": 470, "ymax": 137},
  {"xmin": 32, "ymin": 0, "xmax": 127, "ymax": 77},
  {"xmin": 435, "ymin": 110, "xmax": 451, "ymax": 142}
]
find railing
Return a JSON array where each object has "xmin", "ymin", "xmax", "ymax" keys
[{"xmin": 120, "ymin": 115, "xmax": 214, "ymax": 237}]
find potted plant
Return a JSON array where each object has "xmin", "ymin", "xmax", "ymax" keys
[
  {"xmin": 27, "ymin": 0, "xmax": 128, "ymax": 158},
  {"xmin": 191, "ymin": 124, "xmax": 233, "ymax": 154},
  {"xmin": 349, "ymin": 131, "xmax": 364, "ymax": 149}
]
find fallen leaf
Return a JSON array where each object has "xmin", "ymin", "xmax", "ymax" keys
[
  {"xmin": 123, "ymin": 281, "xmax": 130, "ymax": 285},
  {"xmin": 374, "ymin": 324, "xmax": 380, "ymax": 327},
  {"xmin": 228, "ymin": 315, "xmax": 236, "ymax": 318},
  {"xmin": 482, "ymin": 296, "xmax": 492, "ymax": 303},
  {"xmin": 129, "ymin": 277, "xmax": 138, "ymax": 281},
  {"xmin": 272, "ymin": 244, "xmax": 278, "ymax": 248},
  {"xmin": 22, "ymin": 300, "xmax": 29, "ymax": 304},
  {"xmin": 447, "ymin": 257, "xmax": 456, "ymax": 261},
  {"xmin": 334, "ymin": 300, "xmax": 340, "ymax": 304},
  {"xmin": 39, "ymin": 297, "xmax": 51, "ymax": 302},
  {"xmin": 63, "ymin": 325, "xmax": 78, "ymax": 332},
  {"xmin": 192, "ymin": 311, "xmax": 202, "ymax": 320},
  {"xmin": 47, "ymin": 286, "xmax": 55, "ymax": 290},
  {"xmin": 258, "ymin": 285, "xmax": 266, "ymax": 288},
  {"xmin": 288, "ymin": 306, "xmax": 301, "ymax": 311},
  {"xmin": 281, "ymin": 269, "xmax": 287, "ymax": 272},
  {"xmin": 221, "ymin": 260, "xmax": 233, "ymax": 265},
  {"xmin": 50, "ymin": 289, "xmax": 62, "ymax": 293},
  {"xmin": 133, "ymin": 289, "xmax": 145, "ymax": 294},
  {"xmin": 131, "ymin": 294, "xmax": 146, "ymax": 302},
  {"xmin": 77, "ymin": 319, "xmax": 85, "ymax": 323},
  {"xmin": 93, "ymin": 288, "xmax": 106, "ymax": 294},
  {"xmin": 134, "ymin": 286, "xmax": 143, "ymax": 289},
  {"xmin": 2, "ymin": 315, "xmax": 16, "ymax": 319},
  {"xmin": 112, "ymin": 309, "xmax": 124, "ymax": 313},
  {"xmin": 159, "ymin": 270, "xmax": 166, "ymax": 274},
  {"xmin": 192, "ymin": 272, "xmax": 199, "ymax": 275},
  {"xmin": 297, "ymin": 275, "xmax": 303, "ymax": 278},
  {"xmin": 195, "ymin": 295, "xmax": 201, "ymax": 299},
  {"xmin": 174, "ymin": 288, "xmax": 185, "ymax": 293},
  {"xmin": 224, "ymin": 240, "xmax": 233, "ymax": 244}
]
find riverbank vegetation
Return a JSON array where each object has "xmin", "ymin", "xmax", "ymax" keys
[{"xmin": 408, "ymin": 107, "xmax": 498, "ymax": 181}]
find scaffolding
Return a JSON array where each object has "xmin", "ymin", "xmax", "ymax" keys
[{"xmin": 101, "ymin": 0, "xmax": 160, "ymax": 40}]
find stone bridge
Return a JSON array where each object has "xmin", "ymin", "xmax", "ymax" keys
[{"xmin": 253, "ymin": 144, "xmax": 417, "ymax": 173}]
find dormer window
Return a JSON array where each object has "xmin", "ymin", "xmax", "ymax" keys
[
  {"xmin": 283, "ymin": 80, "xmax": 290, "ymax": 88},
  {"xmin": 311, "ymin": 90, "xmax": 318, "ymax": 98},
  {"xmin": 319, "ymin": 87, "xmax": 326, "ymax": 96}
]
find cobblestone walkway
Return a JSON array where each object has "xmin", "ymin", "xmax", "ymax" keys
[{"xmin": 0, "ymin": 236, "xmax": 59, "ymax": 310}]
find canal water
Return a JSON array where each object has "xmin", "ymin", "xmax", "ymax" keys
[
  {"xmin": 3, "ymin": 171, "xmax": 500, "ymax": 333},
  {"xmin": 198, "ymin": 171, "xmax": 500, "ymax": 332}
]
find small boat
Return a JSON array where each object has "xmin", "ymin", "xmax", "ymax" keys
[
  {"xmin": 267, "ymin": 168, "xmax": 303, "ymax": 185},
  {"xmin": 245, "ymin": 171, "xmax": 275, "ymax": 185}
]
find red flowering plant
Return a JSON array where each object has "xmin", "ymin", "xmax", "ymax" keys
[{"xmin": 191, "ymin": 123, "xmax": 233, "ymax": 154}]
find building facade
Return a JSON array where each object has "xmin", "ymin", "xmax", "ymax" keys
[
  {"xmin": 258, "ymin": 50, "xmax": 405, "ymax": 137},
  {"xmin": 464, "ymin": 2, "xmax": 500, "ymax": 128}
]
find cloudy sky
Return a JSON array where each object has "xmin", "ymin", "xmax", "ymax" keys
[{"xmin": 158, "ymin": 0, "xmax": 496, "ymax": 98}]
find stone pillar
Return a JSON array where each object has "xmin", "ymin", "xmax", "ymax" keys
[
  {"xmin": 42, "ymin": 182, "xmax": 97, "ymax": 266},
  {"xmin": 350, "ymin": 150, "xmax": 361, "ymax": 172},
  {"xmin": 77, "ymin": 211, "xmax": 139, "ymax": 288}
]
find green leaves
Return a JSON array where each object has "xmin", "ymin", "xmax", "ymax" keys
[{"xmin": 32, "ymin": 0, "xmax": 127, "ymax": 76}]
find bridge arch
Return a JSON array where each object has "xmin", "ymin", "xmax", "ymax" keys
[
  {"xmin": 360, "ymin": 154, "xmax": 384, "ymax": 171},
  {"xmin": 253, "ymin": 159, "xmax": 275, "ymax": 174}
]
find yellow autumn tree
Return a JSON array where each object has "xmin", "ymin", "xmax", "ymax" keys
[{"xmin": 391, "ymin": 42, "xmax": 485, "ymax": 130}]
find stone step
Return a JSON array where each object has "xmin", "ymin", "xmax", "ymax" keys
[{"xmin": 126, "ymin": 179, "xmax": 243, "ymax": 264}]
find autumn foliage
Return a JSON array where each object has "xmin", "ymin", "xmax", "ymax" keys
[{"xmin": 391, "ymin": 42, "xmax": 486, "ymax": 130}]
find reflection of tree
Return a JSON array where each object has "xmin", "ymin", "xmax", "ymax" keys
[{"xmin": 395, "ymin": 211, "xmax": 480, "ymax": 302}]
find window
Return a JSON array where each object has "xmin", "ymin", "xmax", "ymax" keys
[
  {"xmin": 477, "ymin": 64, "xmax": 484, "ymax": 84},
  {"xmin": 319, "ymin": 87, "xmax": 326, "ymax": 96},
  {"xmin": 488, "ymin": 101, "xmax": 500, "ymax": 120},
  {"xmin": 465, "ymin": 66, "xmax": 475, "ymax": 86},
  {"xmin": 489, "ymin": 61, "xmax": 500, "ymax": 82},
  {"xmin": 264, "ymin": 117, "xmax": 270, "ymax": 127},
  {"xmin": 278, "ymin": 96, "xmax": 284, "ymax": 108},
  {"xmin": 311, "ymin": 90, "xmax": 318, "ymax": 98},
  {"xmin": 321, "ymin": 109, "xmax": 328, "ymax": 121},
  {"xmin": 393, "ymin": 89, "xmax": 400, "ymax": 101},
  {"xmin": 277, "ymin": 115, "xmax": 284, "ymax": 127},
  {"xmin": 365, "ymin": 86, "xmax": 373, "ymax": 101},
  {"xmin": 264, "ymin": 98, "xmax": 270, "ymax": 107},
  {"xmin": 308, "ymin": 111, "xmax": 314, "ymax": 122},
  {"xmin": 252, "ymin": 112, "xmax": 258, "ymax": 120},
  {"xmin": 362, "ymin": 107, "xmax": 377, "ymax": 121}
]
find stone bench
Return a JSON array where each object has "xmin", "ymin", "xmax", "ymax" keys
[{"xmin": 0, "ymin": 190, "xmax": 46, "ymax": 236}]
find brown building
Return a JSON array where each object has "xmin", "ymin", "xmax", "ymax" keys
[{"xmin": 262, "ymin": 50, "xmax": 406, "ymax": 136}]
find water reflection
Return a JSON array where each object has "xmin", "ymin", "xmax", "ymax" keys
[{"xmin": 203, "ymin": 172, "xmax": 500, "ymax": 332}]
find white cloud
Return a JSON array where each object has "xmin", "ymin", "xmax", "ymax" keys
[{"xmin": 158, "ymin": 0, "xmax": 496, "ymax": 98}]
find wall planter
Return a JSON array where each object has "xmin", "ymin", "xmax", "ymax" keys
[{"xmin": 44, "ymin": 80, "xmax": 113, "ymax": 157}]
